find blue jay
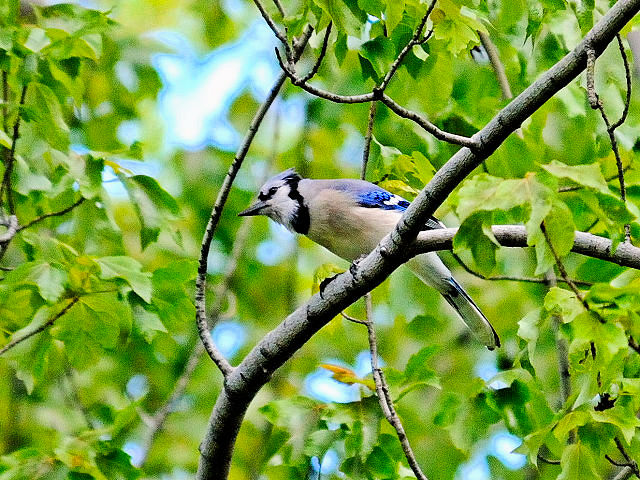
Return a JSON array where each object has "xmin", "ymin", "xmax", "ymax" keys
[{"xmin": 239, "ymin": 169, "xmax": 500, "ymax": 350}]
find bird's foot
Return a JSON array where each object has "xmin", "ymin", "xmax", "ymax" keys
[
  {"xmin": 349, "ymin": 255, "xmax": 367, "ymax": 280},
  {"xmin": 319, "ymin": 274, "xmax": 339, "ymax": 299}
]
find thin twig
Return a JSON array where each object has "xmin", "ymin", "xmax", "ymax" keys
[
  {"xmin": 613, "ymin": 467, "xmax": 636, "ymax": 480},
  {"xmin": 272, "ymin": 4, "xmax": 478, "ymax": 150},
  {"xmin": 586, "ymin": 38, "xmax": 632, "ymax": 242},
  {"xmin": 478, "ymin": 31, "xmax": 513, "ymax": 100},
  {"xmin": 342, "ymin": 300, "xmax": 428, "ymax": 479},
  {"xmin": 195, "ymin": 26, "xmax": 312, "ymax": 377},
  {"xmin": 452, "ymin": 252, "xmax": 592, "ymax": 287},
  {"xmin": 614, "ymin": 437, "xmax": 640, "ymax": 478},
  {"xmin": 611, "ymin": 34, "xmax": 632, "ymax": 130},
  {"xmin": 586, "ymin": 47, "xmax": 599, "ymax": 108},
  {"xmin": 340, "ymin": 311, "xmax": 368, "ymax": 325},
  {"xmin": 365, "ymin": 308, "xmax": 429, "ymax": 479},
  {"xmin": 17, "ymin": 197, "xmax": 86, "ymax": 232},
  {"xmin": 537, "ymin": 454, "xmax": 561, "ymax": 465},
  {"xmin": 271, "ymin": 0, "xmax": 285, "ymax": 17},
  {"xmin": 251, "ymin": 0, "xmax": 292, "ymax": 61},
  {"xmin": 361, "ymin": 102, "xmax": 377, "ymax": 181},
  {"xmin": 1, "ymin": 71, "xmax": 7, "ymax": 133},
  {"xmin": 0, "ymin": 85, "xmax": 27, "ymax": 215},
  {"xmin": 0, "ymin": 297, "xmax": 79, "ymax": 357},
  {"xmin": 377, "ymin": 0, "xmax": 437, "ymax": 92},
  {"xmin": 629, "ymin": 336, "xmax": 640, "ymax": 354},
  {"xmin": 296, "ymin": 23, "xmax": 332, "ymax": 84},
  {"xmin": 608, "ymin": 454, "xmax": 633, "ymax": 468},
  {"xmin": 139, "ymin": 342, "xmax": 203, "ymax": 466},
  {"xmin": 545, "ymin": 270, "xmax": 572, "ymax": 445},
  {"xmin": 64, "ymin": 368, "xmax": 95, "ymax": 429},
  {"xmin": 540, "ymin": 223, "xmax": 604, "ymax": 323}
]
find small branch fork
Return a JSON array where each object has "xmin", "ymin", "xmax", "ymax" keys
[
  {"xmin": 0, "ymin": 297, "xmax": 79, "ymax": 357},
  {"xmin": 273, "ymin": 0, "xmax": 478, "ymax": 150},
  {"xmin": 586, "ymin": 35, "xmax": 632, "ymax": 242},
  {"xmin": 540, "ymin": 223, "xmax": 605, "ymax": 323},
  {"xmin": 606, "ymin": 437, "xmax": 640, "ymax": 479},
  {"xmin": 342, "ymin": 297, "xmax": 429, "ymax": 480}
]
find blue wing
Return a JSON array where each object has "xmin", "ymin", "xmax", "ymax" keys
[
  {"xmin": 327, "ymin": 179, "xmax": 443, "ymax": 230},
  {"xmin": 357, "ymin": 189, "xmax": 411, "ymax": 211}
]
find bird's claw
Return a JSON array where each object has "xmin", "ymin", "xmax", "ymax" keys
[
  {"xmin": 319, "ymin": 274, "xmax": 338, "ymax": 299},
  {"xmin": 349, "ymin": 255, "xmax": 367, "ymax": 280}
]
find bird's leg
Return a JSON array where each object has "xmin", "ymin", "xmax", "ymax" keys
[{"xmin": 319, "ymin": 274, "xmax": 339, "ymax": 299}]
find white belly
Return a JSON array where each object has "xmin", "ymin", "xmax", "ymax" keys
[{"xmin": 307, "ymin": 203, "xmax": 401, "ymax": 261}]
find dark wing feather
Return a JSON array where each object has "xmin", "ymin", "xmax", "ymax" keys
[{"xmin": 328, "ymin": 179, "xmax": 443, "ymax": 230}]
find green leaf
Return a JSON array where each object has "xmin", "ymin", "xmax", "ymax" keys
[
  {"xmin": 385, "ymin": 0, "xmax": 405, "ymax": 34},
  {"xmin": 404, "ymin": 345, "xmax": 440, "ymax": 388},
  {"xmin": 121, "ymin": 174, "xmax": 180, "ymax": 249},
  {"xmin": 360, "ymin": 36, "xmax": 395, "ymax": 77},
  {"xmin": 541, "ymin": 160, "xmax": 611, "ymax": 195},
  {"xmin": 365, "ymin": 446, "xmax": 394, "ymax": 477},
  {"xmin": 4, "ymin": 261, "xmax": 67, "ymax": 303},
  {"xmin": 312, "ymin": 0, "xmax": 365, "ymax": 36},
  {"xmin": 453, "ymin": 213, "xmax": 498, "ymax": 276},
  {"xmin": 557, "ymin": 443, "xmax": 600, "ymax": 480},
  {"xmin": 128, "ymin": 175, "xmax": 179, "ymax": 215},
  {"xmin": 23, "ymin": 27, "xmax": 50, "ymax": 53},
  {"xmin": 96, "ymin": 256, "xmax": 152, "ymax": 302},
  {"xmin": 31, "ymin": 82, "xmax": 69, "ymax": 151},
  {"xmin": 335, "ymin": 32, "xmax": 348, "ymax": 64},
  {"xmin": 132, "ymin": 303, "xmax": 166, "ymax": 343}
]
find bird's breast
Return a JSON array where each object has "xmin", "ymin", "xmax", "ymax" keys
[{"xmin": 305, "ymin": 190, "xmax": 401, "ymax": 261}]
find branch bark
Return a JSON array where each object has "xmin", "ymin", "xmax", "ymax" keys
[{"xmin": 196, "ymin": 2, "xmax": 640, "ymax": 477}]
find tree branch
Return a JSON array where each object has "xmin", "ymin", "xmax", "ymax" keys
[
  {"xmin": 0, "ymin": 297, "xmax": 79, "ymax": 357},
  {"xmin": 0, "ymin": 85, "xmax": 27, "ymax": 215},
  {"xmin": 295, "ymin": 22, "xmax": 331, "ymax": 85},
  {"xmin": 478, "ymin": 31, "xmax": 513, "ymax": 100},
  {"xmin": 377, "ymin": 0, "xmax": 436, "ymax": 92},
  {"xmin": 452, "ymin": 253, "xmax": 592, "ymax": 287},
  {"xmin": 17, "ymin": 197, "xmax": 85, "ymax": 232},
  {"xmin": 361, "ymin": 296, "xmax": 429, "ymax": 480},
  {"xmin": 251, "ymin": 0, "xmax": 291, "ymax": 61},
  {"xmin": 586, "ymin": 35, "xmax": 632, "ymax": 241},
  {"xmin": 1, "ymin": 71, "xmax": 7, "ymax": 133},
  {"xmin": 361, "ymin": 101, "xmax": 377, "ymax": 180},
  {"xmin": 273, "ymin": 2, "xmax": 478, "ymax": 150},
  {"xmin": 196, "ymin": 3, "xmax": 640, "ymax": 477},
  {"xmin": 195, "ymin": 26, "xmax": 312, "ymax": 377}
]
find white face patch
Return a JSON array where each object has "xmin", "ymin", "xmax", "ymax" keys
[{"xmin": 264, "ymin": 186, "xmax": 299, "ymax": 231}]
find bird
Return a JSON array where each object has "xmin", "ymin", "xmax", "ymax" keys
[{"xmin": 239, "ymin": 168, "xmax": 500, "ymax": 350}]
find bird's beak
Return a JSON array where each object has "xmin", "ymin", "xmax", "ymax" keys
[{"xmin": 238, "ymin": 200, "xmax": 268, "ymax": 217}]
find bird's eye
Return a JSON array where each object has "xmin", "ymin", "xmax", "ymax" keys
[{"xmin": 268, "ymin": 187, "xmax": 278, "ymax": 196}]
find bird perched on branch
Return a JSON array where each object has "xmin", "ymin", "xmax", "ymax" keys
[{"xmin": 239, "ymin": 169, "xmax": 500, "ymax": 350}]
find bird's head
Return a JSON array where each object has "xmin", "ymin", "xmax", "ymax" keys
[{"xmin": 238, "ymin": 168, "xmax": 308, "ymax": 232}]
